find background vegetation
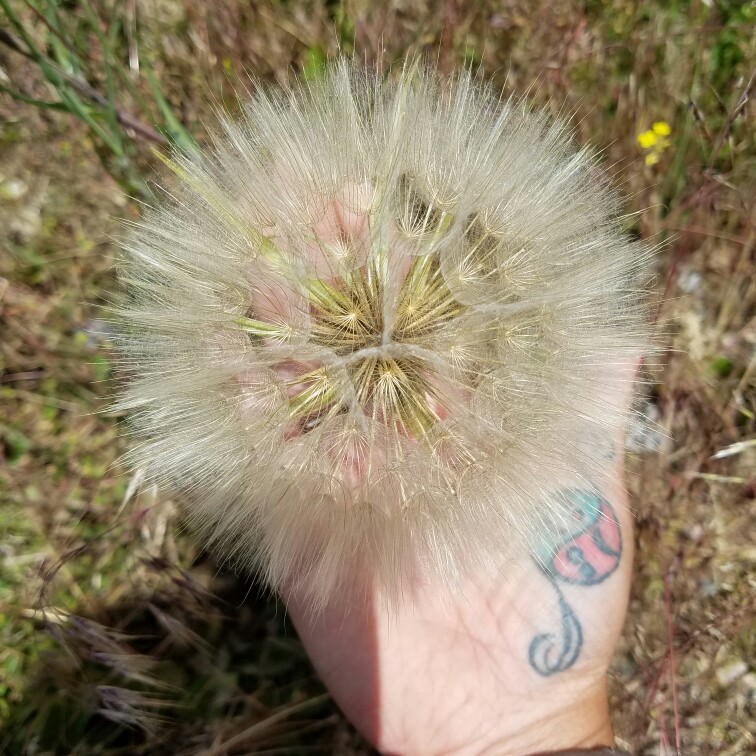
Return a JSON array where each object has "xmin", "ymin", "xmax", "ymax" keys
[{"xmin": 0, "ymin": 0, "xmax": 754, "ymax": 753}]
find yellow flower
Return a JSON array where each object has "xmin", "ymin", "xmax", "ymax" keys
[
  {"xmin": 637, "ymin": 130, "xmax": 657, "ymax": 149},
  {"xmin": 652, "ymin": 121, "xmax": 671, "ymax": 137},
  {"xmin": 637, "ymin": 120, "xmax": 672, "ymax": 167}
]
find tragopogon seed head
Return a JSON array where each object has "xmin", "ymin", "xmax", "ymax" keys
[{"xmin": 114, "ymin": 59, "xmax": 652, "ymax": 608}]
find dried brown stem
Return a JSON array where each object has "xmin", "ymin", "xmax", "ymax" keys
[{"xmin": 0, "ymin": 27, "xmax": 167, "ymax": 145}]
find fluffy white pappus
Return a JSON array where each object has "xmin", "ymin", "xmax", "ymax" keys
[{"xmin": 114, "ymin": 59, "xmax": 652, "ymax": 609}]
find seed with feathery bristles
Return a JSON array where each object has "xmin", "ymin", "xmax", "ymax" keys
[{"xmin": 113, "ymin": 58, "xmax": 652, "ymax": 608}]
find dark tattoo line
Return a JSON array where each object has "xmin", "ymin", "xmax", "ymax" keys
[
  {"xmin": 528, "ymin": 489, "xmax": 622, "ymax": 677},
  {"xmin": 528, "ymin": 586, "xmax": 583, "ymax": 676}
]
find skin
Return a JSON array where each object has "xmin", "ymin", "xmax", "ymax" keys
[
  {"xmin": 276, "ymin": 200, "xmax": 638, "ymax": 754},
  {"xmin": 284, "ymin": 452, "xmax": 632, "ymax": 755}
]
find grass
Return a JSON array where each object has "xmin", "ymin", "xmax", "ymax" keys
[{"xmin": 0, "ymin": 0, "xmax": 754, "ymax": 753}]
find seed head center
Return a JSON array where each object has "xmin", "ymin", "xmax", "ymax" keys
[{"xmin": 279, "ymin": 252, "xmax": 465, "ymax": 436}]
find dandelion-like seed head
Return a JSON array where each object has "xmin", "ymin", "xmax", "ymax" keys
[{"xmin": 115, "ymin": 60, "xmax": 651, "ymax": 608}]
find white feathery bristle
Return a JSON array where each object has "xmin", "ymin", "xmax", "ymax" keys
[{"xmin": 113, "ymin": 59, "xmax": 652, "ymax": 609}]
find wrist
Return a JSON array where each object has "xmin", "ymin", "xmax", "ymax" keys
[{"xmin": 477, "ymin": 676, "xmax": 614, "ymax": 756}]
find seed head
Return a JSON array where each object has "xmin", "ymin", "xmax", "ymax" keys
[{"xmin": 114, "ymin": 59, "xmax": 651, "ymax": 608}]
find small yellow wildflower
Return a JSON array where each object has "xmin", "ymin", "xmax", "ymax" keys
[
  {"xmin": 652, "ymin": 121, "xmax": 671, "ymax": 137},
  {"xmin": 637, "ymin": 120, "xmax": 672, "ymax": 166},
  {"xmin": 637, "ymin": 130, "xmax": 657, "ymax": 149}
]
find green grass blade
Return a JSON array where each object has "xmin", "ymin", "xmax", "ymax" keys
[{"xmin": 144, "ymin": 65, "xmax": 197, "ymax": 155}]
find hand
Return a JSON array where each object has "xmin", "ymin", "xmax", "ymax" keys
[{"xmin": 284, "ymin": 450, "xmax": 632, "ymax": 755}]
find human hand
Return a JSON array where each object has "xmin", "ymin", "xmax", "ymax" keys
[{"xmin": 284, "ymin": 450, "xmax": 632, "ymax": 755}]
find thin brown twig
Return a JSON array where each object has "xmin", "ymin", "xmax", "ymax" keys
[
  {"xmin": 705, "ymin": 66, "xmax": 756, "ymax": 176},
  {"xmin": 0, "ymin": 370, "xmax": 46, "ymax": 384},
  {"xmin": 19, "ymin": 0, "xmax": 75, "ymax": 51},
  {"xmin": 0, "ymin": 27, "xmax": 27, "ymax": 55},
  {"xmin": 438, "ymin": 0, "xmax": 457, "ymax": 76},
  {"xmin": 551, "ymin": 4, "xmax": 586, "ymax": 88},
  {"xmin": 658, "ymin": 225, "xmax": 748, "ymax": 245},
  {"xmin": 664, "ymin": 560, "xmax": 682, "ymax": 755},
  {"xmin": 0, "ymin": 27, "xmax": 168, "ymax": 145}
]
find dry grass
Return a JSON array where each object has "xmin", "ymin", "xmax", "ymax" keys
[{"xmin": 0, "ymin": 0, "xmax": 754, "ymax": 753}]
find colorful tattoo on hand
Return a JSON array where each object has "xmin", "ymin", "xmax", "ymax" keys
[{"xmin": 528, "ymin": 489, "xmax": 622, "ymax": 676}]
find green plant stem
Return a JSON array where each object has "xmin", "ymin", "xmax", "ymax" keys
[{"xmin": 0, "ymin": 6, "xmax": 167, "ymax": 145}]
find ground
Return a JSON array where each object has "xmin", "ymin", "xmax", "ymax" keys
[{"xmin": 0, "ymin": 1, "xmax": 754, "ymax": 754}]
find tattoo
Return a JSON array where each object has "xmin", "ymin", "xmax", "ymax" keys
[
  {"xmin": 528, "ymin": 586, "xmax": 583, "ymax": 675},
  {"xmin": 528, "ymin": 489, "xmax": 622, "ymax": 676}
]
